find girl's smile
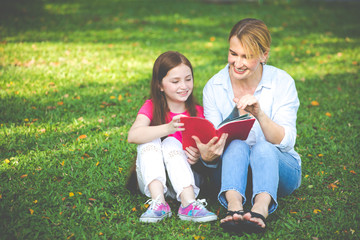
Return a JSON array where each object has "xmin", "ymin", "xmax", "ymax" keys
[{"xmin": 177, "ymin": 89, "xmax": 190, "ymax": 96}]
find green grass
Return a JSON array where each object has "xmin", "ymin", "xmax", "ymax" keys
[{"xmin": 1, "ymin": 0, "xmax": 359, "ymax": 239}]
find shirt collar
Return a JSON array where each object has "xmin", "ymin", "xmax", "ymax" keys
[
  {"xmin": 256, "ymin": 65, "xmax": 272, "ymax": 92},
  {"xmin": 213, "ymin": 64, "xmax": 231, "ymax": 91}
]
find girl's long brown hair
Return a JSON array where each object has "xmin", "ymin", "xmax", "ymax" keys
[{"xmin": 151, "ymin": 51, "xmax": 198, "ymax": 126}]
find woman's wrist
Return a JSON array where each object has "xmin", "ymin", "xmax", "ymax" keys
[
  {"xmin": 201, "ymin": 155, "xmax": 219, "ymax": 164},
  {"xmin": 255, "ymin": 109, "xmax": 266, "ymax": 122}
]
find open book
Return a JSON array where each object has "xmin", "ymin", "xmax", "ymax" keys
[{"xmin": 180, "ymin": 106, "xmax": 255, "ymax": 149}]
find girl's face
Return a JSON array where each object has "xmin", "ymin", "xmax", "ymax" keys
[
  {"xmin": 160, "ymin": 63, "xmax": 193, "ymax": 108},
  {"xmin": 228, "ymin": 36, "xmax": 268, "ymax": 83}
]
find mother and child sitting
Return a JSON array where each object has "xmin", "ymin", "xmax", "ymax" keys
[{"xmin": 127, "ymin": 18, "xmax": 301, "ymax": 234}]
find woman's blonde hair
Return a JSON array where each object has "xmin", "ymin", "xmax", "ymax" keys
[{"xmin": 229, "ymin": 18, "xmax": 271, "ymax": 63}]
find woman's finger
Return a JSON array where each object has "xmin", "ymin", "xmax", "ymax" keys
[
  {"xmin": 216, "ymin": 133, "xmax": 228, "ymax": 148},
  {"xmin": 207, "ymin": 136, "xmax": 219, "ymax": 146}
]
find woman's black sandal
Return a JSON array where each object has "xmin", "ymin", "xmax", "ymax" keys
[
  {"xmin": 242, "ymin": 211, "xmax": 266, "ymax": 234},
  {"xmin": 220, "ymin": 210, "xmax": 245, "ymax": 233}
]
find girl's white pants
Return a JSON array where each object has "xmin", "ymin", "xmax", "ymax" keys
[{"xmin": 136, "ymin": 137, "xmax": 200, "ymax": 201}]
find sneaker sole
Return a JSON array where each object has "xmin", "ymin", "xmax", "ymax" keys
[
  {"xmin": 178, "ymin": 214, "xmax": 217, "ymax": 222},
  {"xmin": 140, "ymin": 212, "xmax": 172, "ymax": 223}
]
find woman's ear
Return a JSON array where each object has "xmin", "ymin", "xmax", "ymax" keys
[{"xmin": 262, "ymin": 50, "xmax": 270, "ymax": 63}]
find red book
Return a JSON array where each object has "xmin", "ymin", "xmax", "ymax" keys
[{"xmin": 180, "ymin": 109, "xmax": 255, "ymax": 150}]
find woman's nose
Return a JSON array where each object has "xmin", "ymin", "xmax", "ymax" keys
[{"xmin": 235, "ymin": 57, "xmax": 243, "ymax": 68}]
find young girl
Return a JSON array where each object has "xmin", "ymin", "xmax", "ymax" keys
[{"xmin": 127, "ymin": 51, "xmax": 217, "ymax": 223}]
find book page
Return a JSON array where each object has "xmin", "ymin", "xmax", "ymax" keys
[{"xmin": 218, "ymin": 106, "xmax": 252, "ymax": 128}]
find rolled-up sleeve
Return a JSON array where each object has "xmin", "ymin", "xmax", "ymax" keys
[{"xmin": 272, "ymin": 73, "xmax": 300, "ymax": 152}]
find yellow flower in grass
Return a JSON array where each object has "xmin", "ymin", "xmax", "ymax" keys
[
  {"xmin": 313, "ymin": 209, "xmax": 321, "ymax": 214},
  {"xmin": 311, "ymin": 100, "xmax": 319, "ymax": 106},
  {"xmin": 69, "ymin": 192, "xmax": 74, "ymax": 197}
]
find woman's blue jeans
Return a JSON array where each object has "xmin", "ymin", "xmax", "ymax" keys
[{"xmin": 218, "ymin": 140, "xmax": 301, "ymax": 214}]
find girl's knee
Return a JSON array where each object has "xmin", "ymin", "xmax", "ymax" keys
[
  {"xmin": 137, "ymin": 139, "xmax": 162, "ymax": 156},
  {"xmin": 162, "ymin": 137, "xmax": 186, "ymax": 163}
]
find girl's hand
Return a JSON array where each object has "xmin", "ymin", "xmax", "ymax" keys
[
  {"xmin": 234, "ymin": 95, "xmax": 262, "ymax": 118},
  {"xmin": 185, "ymin": 146, "xmax": 200, "ymax": 165},
  {"xmin": 167, "ymin": 114, "xmax": 186, "ymax": 134},
  {"xmin": 192, "ymin": 133, "xmax": 228, "ymax": 163}
]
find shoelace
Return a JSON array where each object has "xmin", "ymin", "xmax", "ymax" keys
[
  {"xmin": 192, "ymin": 199, "xmax": 208, "ymax": 209},
  {"xmin": 144, "ymin": 197, "xmax": 162, "ymax": 210}
]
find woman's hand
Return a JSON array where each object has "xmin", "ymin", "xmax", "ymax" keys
[
  {"xmin": 192, "ymin": 133, "xmax": 228, "ymax": 163},
  {"xmin": 234, "ymin": 95, "xmax": 262, "ymax": 119},
  {"xmin": 167, "ymin": 114, "xmax": 187, "ymax": 134},
  {"xmin": 234, "ymin": 95, "xmax": 285, "ymax": 144},
  {"xmin": 184, "ymin": 146, "xmax": 200, "ymax": 165}
]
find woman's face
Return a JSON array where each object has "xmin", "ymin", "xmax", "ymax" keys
[
  {"xmin": 228, "ymin": 36, "xmax": 267, "ymax": 83},
  {"xmin": 160, "ymin": 63, "xmax": 193, "ymax": 107}
]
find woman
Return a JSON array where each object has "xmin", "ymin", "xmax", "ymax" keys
[{"xmin": 192, "ymin": 18, "xmax": 301, "ymax": 234}]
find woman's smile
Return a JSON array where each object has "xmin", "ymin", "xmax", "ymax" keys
[{"xmin": 234, "ymin": 66, "xmax": 247, "ymax": 74}]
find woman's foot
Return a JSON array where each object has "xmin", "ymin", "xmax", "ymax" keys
[
  {"xmin": 220, "ymin": 210, "xmax": 245, "ymax": 233},
  {"xmin": 220, "ymin": 210, "xmax": 245, "ymax": 224},
  {"xmin": 220, "ymin": 190, "xmax": 246, "ymax": 233},
  {"xmin": 242, "ymin": 211, "xmax": 267, "ymax": 233},
  {"xmin": 243, "ymin": 202, "xmax": 268, "ymax": 228},
  {"xmin": 241, "ymin": 193, "xmax": 270, "ymax": 233},
  {"xmin": 221, "ymin": 190, "xmax": 245, "ymax": 223}
]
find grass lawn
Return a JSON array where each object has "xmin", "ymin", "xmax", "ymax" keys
[{"xmin": 1, "ymin": 0, "xmax": 359, "ymax": 239}]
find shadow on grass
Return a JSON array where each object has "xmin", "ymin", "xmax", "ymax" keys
[{"xmin": 0, "ymin": 77, "xmax": 149, "ymax": 157}]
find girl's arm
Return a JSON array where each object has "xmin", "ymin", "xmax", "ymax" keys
[{"xmin": 127, "ymin": 114, "xmax": 185, "ymax": 144}]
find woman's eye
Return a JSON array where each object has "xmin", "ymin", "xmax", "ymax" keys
[{"xmin": 185, "ymin": 78, "xmax": 192, "ymax": 81}]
